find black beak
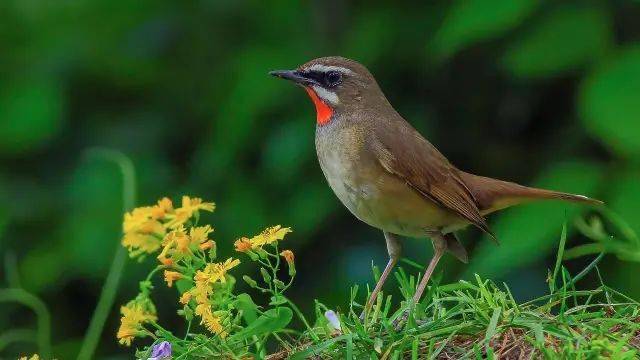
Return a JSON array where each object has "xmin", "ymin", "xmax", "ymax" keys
[{"xmin": 269, "ymin": 70, "xmax": 318, "ymax": 86}]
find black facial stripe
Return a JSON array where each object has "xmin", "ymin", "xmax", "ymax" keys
[{"xmin": 302, "ymin": 70, "xmax": 325, "ymax": 84}]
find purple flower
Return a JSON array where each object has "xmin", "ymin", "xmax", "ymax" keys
[
  {"xmin": 324, "ymin": 310, "xmax": 341, "ymax": 331},
  {"xmin": 148, "ymin": 341, "xmax": 171, "ymax": 360}
]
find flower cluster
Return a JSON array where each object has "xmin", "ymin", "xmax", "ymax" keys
[
  {"xmin": 122, "ymin": 196, "xmax": 214, "ymax": 260},
  {"xmin": 116, "ymin": 196, "xmax": 297, "ymax": 357},
  {"xmin": 234, "ymin": 225, "xmax": 292, "ymax": 253},
  {"xmin": 18, "ymin": 355, "xmax": 39, "ymax": 360},
  {"xmin": 117, "ymin": 293, "xmax": 157, "ymax": 346}
]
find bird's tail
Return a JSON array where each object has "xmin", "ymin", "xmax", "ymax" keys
[{"xmin": 459, "ymin": 171, "xmax": 603, "ymax": 214}]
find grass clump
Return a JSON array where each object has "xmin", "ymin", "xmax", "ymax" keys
[
  {"xmin": 278, "ymin": 223, "xmax": 640, "ymax": 359},
  {"xmin": 285, "ymin": 270, "xmax": 639, "ymax": 359}
]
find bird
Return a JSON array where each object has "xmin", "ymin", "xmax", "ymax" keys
[{"xmin": 269, "ymin": 56, "xmax": 602, "ymax": 319}]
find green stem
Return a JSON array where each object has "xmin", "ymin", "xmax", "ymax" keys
[
  {"xmin": 563, "ymin": 243, "xmax": 605, "ymax": 260},
  {"xmin": 0, "ymin": 289, "xmax": 52, "ymax": 357},
  {"xmin": 0, "ymin": 329, "xmax": 38, "ymax": 352},
  {"xmin": 284, "ymin": 296, "xmax": 319, "ymax": 341},
  {"xmin": 77, "ymin": 149, "xmax": 136, "ymax": 360}
]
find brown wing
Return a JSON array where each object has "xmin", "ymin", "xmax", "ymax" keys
[{"xmin": 370, "ymin": 120, "xmax": 496, "ymax": 240}]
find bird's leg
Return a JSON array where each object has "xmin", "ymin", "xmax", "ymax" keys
[
  {"xmin": 413, "ymin": 233, "xmax": 446, "ymax": 303},
  {"xmin": 394, "ymin": 233, "xmax": 445, "ymax": 328},
  {"xmin": 361, "ymin": 232, "xmax": 402, "ymax": 320}
]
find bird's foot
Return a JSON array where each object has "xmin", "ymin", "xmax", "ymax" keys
[{"xmin": 392, "ymin": 310, "xmax": 409, "ymax": 330}]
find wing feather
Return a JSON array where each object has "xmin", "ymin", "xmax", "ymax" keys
[{"xmin": 370, "ymin": 121, "xmax": 496, "ymax": 240}]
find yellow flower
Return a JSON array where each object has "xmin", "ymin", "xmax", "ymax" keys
[
  {"xmin": 179, "ymin": 292, "xmax": 192, "ymax": 305},
  {"xmin": 195, "ymin": 304, "xmax": 226, "ymax": 337},
  {"xmin": 251, "ymin": 225, "xmax": 292, "ymax": 247},
  {"xmin": 235, "ymin": 226, "xmax": 293, "ymax": 253},
  {"xmin": 18, "ymin": 355, "xmax": 39, "ymax": 360},
  {"xmin": 169, "ymin": 226, "xmax": 191, "ymax": 253},
  {"xmin": 122, "ymin": 232, "xmax": 163, "ymax": 257},
  {"xmin": 199, "ymin": 240, "xmax": 215, "ymax": 251},
  {"xmin": 196, "ymin": 258, "xmax": 240, "ymax": 285},
  {"xmin": 121, "ymin": 202, "xmax": 169, "ymax": 258},
  {"xmin": 234, "ymin": 237, "xmax": 253, "ymax": 252},
  {"xmin": 165, "ymin": 196, "xmax": 215, "ymax": 229},
  {"xmin": 117, "ymin": 300, "xmax": 157, "ymax": 346},
  {"xmin": 190, "ymin": 225, "xmax": 214, "ymax": 244},
  {"xmin": 164, "ymin": 270, "xmax": 182, "ymax": 288},
  {"xmin": 152, "ymin": 197, "xmax": 174, "ymax": 219},
  {"xmin": 182, "ymin": 195, "xmax": 215, "ymax": 213},
  {"xmin": 123, "ymin": 206, "xmax": 155, "ymax": 233}
]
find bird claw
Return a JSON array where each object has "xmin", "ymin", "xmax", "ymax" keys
[{"xmin": 392, "ymin": 310, "xmax": 409, "ymax": 330}]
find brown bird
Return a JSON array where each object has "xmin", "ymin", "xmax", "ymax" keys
[{"xmin": 270, "ymin": 56, "xmax": 601, "ymax": 318}]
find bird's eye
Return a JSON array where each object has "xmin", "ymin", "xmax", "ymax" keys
[{"xmin": 325, "ymin": 71, "xmax": 342, "ymax": 87}]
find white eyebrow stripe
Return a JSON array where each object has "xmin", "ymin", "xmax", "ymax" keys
[
  {"xmin": 311, "ymin": 85, "xmax": 339, "ymax": 105},
  {"xmin": 307, "ymin": 64, "xmax": 353, "ymax": 74}
]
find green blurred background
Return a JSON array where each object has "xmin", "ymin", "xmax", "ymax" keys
[{"xmin": 2, "ymin": 0, "xmax": 640, "ymax": 358}]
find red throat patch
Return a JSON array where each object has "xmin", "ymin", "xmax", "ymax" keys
[{"xmin": 304, "ymin": 87, "xmax": 333, "ymax": 126}]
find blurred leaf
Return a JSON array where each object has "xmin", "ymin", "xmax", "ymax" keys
[
  {"xmin": 229, "ymin": 307, "xmax": 292, "ymax": 341},
  {"xmin": 464, "ymin": 161, "xmax": 603, "ymax": 279},
  {"xmin": 502, "ymin": 5, "xmax": 612, "ymax": 79},
  {"xmin": 213, "ymin": 47, "xmax": 293, "ymax": 166},
  {"xmin": 431, "ymin": 0, "xmax": 539, "ymax": 60},
  {"xmin": 287, "ymin": 182, "xmax": 337, "ymax": 235},
  {"xmin": 344, "ymin": 9, "xmax": 399, "ymax": 63},
  {"xmin": 0, "ymin": 77, "xmax": 64, "ymax": 155},
  {"xmin": 579, "ymin": 45, "xmax": 640, "ymax": 157},
  {"xmin": 262, "ymin": 120, "xmax": 314, "ymax": 184},
  {"xmin": 608, "ymin": 169, "xmax": 640, "ymax": 237},
  {"xmin": 20, "ymin": 243, "xmax": 66, "ymax": 292}
]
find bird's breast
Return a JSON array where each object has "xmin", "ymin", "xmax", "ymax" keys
[{"xmin": 315, "ymin": 122, "xmax": 458, "ymax": 237}]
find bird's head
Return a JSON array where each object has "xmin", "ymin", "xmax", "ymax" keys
[{"xmin": 270, "ymin": 56, "xmax": 384, "ymax": 126}]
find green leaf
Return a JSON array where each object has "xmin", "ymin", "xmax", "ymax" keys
[
  {"xmin": 289, "ymin": 335, "xmax": 351, "ymax": 360},
  {"xmin": 0, "ymin": 77, "xmax": 64, "ymax": 155},
  {"xmin": 269, "ymin": 295, "xmax": 287, "ymax": 306},
  {"xmin": 464, "ymin": 161, "xmax": 604, "ymax": 278},
  {"xmin": 502, "ymin": 5, "xmax": 612, "ymax": 79},
  {"xmin": 229, "ymin": 307, "xmax": 292, "ymax": 341},
  {"xmin": 175, "ymin": 279, "xmax": 192, "ymax": 295},
  {"xmin": 235, "ymin": 293, "xmax": 258, "ymax": 324},
  {"xmin": 432, "ymin": 0, "xmax": 539, "ymax": 60},
  {"xmin": 580, "ymin": 45, "xmax": 640, "ymax": 156}
]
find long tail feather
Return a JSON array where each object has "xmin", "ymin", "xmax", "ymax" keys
[{"xmin": 459, "ymin": 171, "xmax": 603, "ymax": 214}]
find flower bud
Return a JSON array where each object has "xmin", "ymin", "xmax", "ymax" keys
[
  {"xmin": 280, "ymin": 250, "xmax": 296, "ymax": 276},
  {"xmin": 260, "ymin": 267, "xmax": 272, "ymax": 283},
  {"xmin": 242, "ymin": 275, "xmax": 258, "ymax": 288},
  {"xmin": 274, "ymin": 279, "xmax": 286, "ymax": 289}
]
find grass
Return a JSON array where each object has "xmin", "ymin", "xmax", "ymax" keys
[{"xmin": 269, "ymin": 225, "xmax": 640, "ymax": 359}]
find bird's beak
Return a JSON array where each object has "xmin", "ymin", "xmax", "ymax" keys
[{"xmin": 269, "ymin": 70, "xmax": 319, "ymax": 86}]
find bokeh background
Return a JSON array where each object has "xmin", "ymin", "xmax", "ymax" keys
[{"xmin": 2, "ymin": 0, "xmax": 640, "ymax": 358}]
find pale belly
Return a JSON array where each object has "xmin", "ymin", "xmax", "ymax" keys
[{"xmin": 316, "ymin": 129, "xmax": 464, "ymax": 237}]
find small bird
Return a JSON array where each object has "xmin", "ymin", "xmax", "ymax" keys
[{"xmin": 270, "ymin": 57, "xmax": 601, "ymax": 317}]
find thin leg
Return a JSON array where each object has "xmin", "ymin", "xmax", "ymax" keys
[
  {"xmin": 362, "ymin": 232, "xmax": 402, "ymax": 317},
  {"xmin": 412, "ymin": 233, "xmax": 446, "ymax": 303}
]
